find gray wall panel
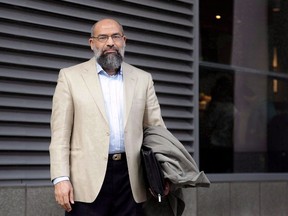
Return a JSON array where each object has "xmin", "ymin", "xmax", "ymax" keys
[{"xmin": 0, "ymin": 0, "xmax": 196, "ymax": 184}]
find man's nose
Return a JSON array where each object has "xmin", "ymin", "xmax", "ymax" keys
[{"xmin": 106, "ymin": 36, "xmax": 115, "ymax": 46}]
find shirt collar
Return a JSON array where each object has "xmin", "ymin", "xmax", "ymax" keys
[{"xmin": 96, "ymin": 62, "xmax": 123, "ymax": 76}]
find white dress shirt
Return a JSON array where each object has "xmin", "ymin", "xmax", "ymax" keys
[{"xmin": 97, "ymin": 63, "xmax": 125, "ymax": 154}]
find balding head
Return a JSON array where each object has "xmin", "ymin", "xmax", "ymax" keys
[{"xmin": 91, "ymin": 18, "xmax": 124, "ymax": 37}]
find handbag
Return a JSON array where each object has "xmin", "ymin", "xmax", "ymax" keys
[{"xmin": 141, "ymin": 145, "xmax": 165, "ymax": 202}]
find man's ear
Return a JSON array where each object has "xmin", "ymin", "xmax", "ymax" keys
[
  {"xmin": 123, "ymin": 36, "xmax": 127, "ymax": 45},
  {"xmin": 88, "ymin": 38, "xmax": 94, "ymax": 50}
]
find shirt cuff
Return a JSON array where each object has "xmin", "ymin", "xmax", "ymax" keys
[{"xmin": 52, "ymin": 176, "xmax": 70, "ymax": 185}]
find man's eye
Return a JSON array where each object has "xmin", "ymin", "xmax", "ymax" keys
[
  {"xmin": 98, "ymin": 36, "xmax": 108, "ymax": 40},
  {"xmin": 113, "ymin": 35, "xmax": 121, "ymax": 39}
]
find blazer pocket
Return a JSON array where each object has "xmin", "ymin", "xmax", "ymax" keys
[
  {"xmin": 132, "ymin": 99, "xmax": 145, "ymax": 110},
  {"xmin": 130, "ymin": 99, "xmax": 145, "ymax": 120}
]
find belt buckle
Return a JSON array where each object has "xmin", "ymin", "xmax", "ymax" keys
[{"xmin": 112, "ymin": 153, "xmax": 121, "ymax": 160}]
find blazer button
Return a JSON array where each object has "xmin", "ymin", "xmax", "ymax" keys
[{"xmin": 106, "ymin": 132, "xmax": 110, "ymax": 136}]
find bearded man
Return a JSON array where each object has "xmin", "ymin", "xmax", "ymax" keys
[{"xmin": 49, "ymin": 18, "xmax": 165, "ymax": 216}]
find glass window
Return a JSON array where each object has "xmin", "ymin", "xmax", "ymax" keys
[
  {"xmin": 199, "ymin": 0, "xmax": 288, "ymax": 173},
  {"xmin": 200, "ymin": 0, "xmax": 288, "ymax": 74}
]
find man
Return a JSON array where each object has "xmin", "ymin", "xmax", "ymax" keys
[{"xmin": 49, "ymin": 18, "xmax": 165, "ymax": 215}]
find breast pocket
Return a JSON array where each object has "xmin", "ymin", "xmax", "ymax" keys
[{"xmin": 130, "ymin": 99, "xmax": 145, "ymax": 122}]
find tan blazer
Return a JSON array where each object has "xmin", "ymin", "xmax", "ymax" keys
[{"xmin": 49, "ymin": 57, "xmax": 165, "ymax": 203}]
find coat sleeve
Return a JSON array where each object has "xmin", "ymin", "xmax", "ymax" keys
[
  {"xmin": 49, "ymin": 69, "xmax": 74, "ymax": 180},
  {"xmin": 143, "ymin": 73, "xmax": 165, "ymax": 128}
]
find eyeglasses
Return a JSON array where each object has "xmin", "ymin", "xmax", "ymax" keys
[{"xmin": 91, "ymin": 34, "xmax": 124, "ymax": 43}]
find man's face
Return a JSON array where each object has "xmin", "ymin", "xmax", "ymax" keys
[{"xmin": 89, "ymin": 19, "xmax": 127, "ymax": 71}]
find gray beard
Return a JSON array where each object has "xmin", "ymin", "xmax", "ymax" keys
[{"xmin": 97, "ymin": 52, "xmax": 123, "ymax": 71}]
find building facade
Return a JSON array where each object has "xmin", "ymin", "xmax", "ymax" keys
[{"xmin": 0, "ymin": 0, "xmax": 288, "ymax": 215}]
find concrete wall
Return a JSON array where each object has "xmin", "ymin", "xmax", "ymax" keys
[
  {"xmin": 183, "ymin": 181, "xmax": 288, "ymax": 216},
  {"xmin": 1, "ymin": 182, "xmax": 287, "ymax": 216}
]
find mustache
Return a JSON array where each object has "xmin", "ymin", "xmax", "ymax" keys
[
  {"xmin": 103, "ymin": 47, "xmax": 120, "ymax": 54},
  {"xmin": 93, "ymin": 45, "xmax": 125, "ymax": 59}
]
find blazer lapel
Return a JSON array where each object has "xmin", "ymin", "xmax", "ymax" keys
[
  {"xmin": 81, "ymin": 58, "xmax": 109, "ymax": 124},
  {"xmin": 123, "ymin": 62, "xmax": 137, "ymax": 128}
]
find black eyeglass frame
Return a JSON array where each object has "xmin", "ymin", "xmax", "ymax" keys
[{"xmin": 91, "ymin": 34, "xmax": 124, "ymax": 43}]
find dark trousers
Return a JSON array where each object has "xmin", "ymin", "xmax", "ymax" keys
[{"xmin": 65, "ymin": 155, "xmax": 144, "ymax": 216}]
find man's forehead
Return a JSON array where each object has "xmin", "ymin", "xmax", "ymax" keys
[{"xmin": 94, "ymin": 20, "xmax": 121, "ymax": 33}]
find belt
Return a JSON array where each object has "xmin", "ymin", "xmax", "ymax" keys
[{"xmin": 108, "ymin": 153, "xmax": 126, "ymax": 161}]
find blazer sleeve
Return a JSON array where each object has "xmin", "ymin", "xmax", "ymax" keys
[
  {"xmin": 49, "ymin": 69, "xmax": 74, "ymax": 180},
  {"xmin": 143, "ymin": 73, "xmax": 165, "ymax": 128}
]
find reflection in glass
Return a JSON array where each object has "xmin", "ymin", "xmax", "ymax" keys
[
  {"xmin": 199, "ymin": 66, "xmax": 288, "ymax": 173},
  {"xmin": 200, "ymin": 0, "xmax": 288, "ymax": 74},
  {"xmin": 200, "ymin": 73, "xmax": 235, "ymax": 173},
  {"xmin": 200, "ymin": 0, "xmax": 288, "ymax": 173}
]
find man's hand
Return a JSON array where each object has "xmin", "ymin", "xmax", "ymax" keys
[
  {"xmin": 163, "ymin": 179, "xmax": 170, "ymax": 196},
  {"xmin": 149, "ymin": 179, "xmax": 171, "ymax": 198},
  {"xmin": 54, "ymin": 180, "xmax": 74, "ymax": 212}
]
